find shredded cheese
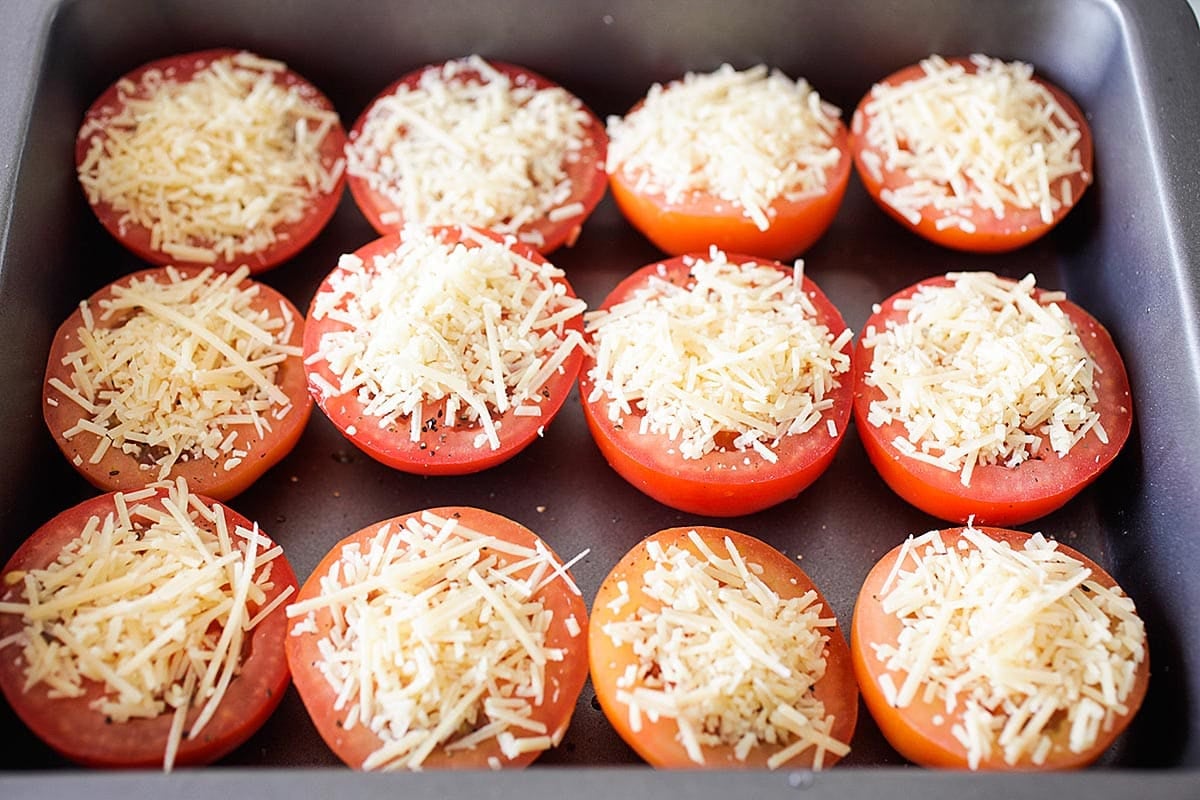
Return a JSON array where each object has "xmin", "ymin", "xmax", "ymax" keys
[
  {"xmin": 601, "ymin": 531, "xmax": 849, "ymax": 768},
  {"xmin": 606, "ymin": 64, "xmax": 842, "ymax": 231},
  {"xmin": 855, "ymin": 54, "xmax": 1086, "ymax": 227},
  {"xmin": 307, "ymin": 226, "xmax": 585, "ymax": 450},
  {"xmin": 870, "ymin": 525, "xmax": 1146, "ymax": 769},
  {"xmin": 584, "ymin": 248, "xmax": 850, "ymax": 461},
  {"xmin": 284, "ymin": 510, "xmax": 584, "ymax": 770},
  {"xmin": 861, "ymin": 271, "xmax": 1103, "ymax": 485},
  {"xmin": 0, "ymin": 480, "xmax": 290, "ymax": 771},
  {"xmin": 77, "ymin": 51, "xmax": 344, "ymax": 263},
  {"xmin": 50, "ymin": 266, "xmax": 299, "ymax": 480},
  {"xmin": 346, "ymin": 55, "xmax": 592, "ymax": 244}
]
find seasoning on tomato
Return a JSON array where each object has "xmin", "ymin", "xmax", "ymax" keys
[
  {"xmin": 76, "ymin": 49, "xmax": 347, "ymax": 272},
  {"xmin": 850, "ymin": 54, "xmax": 1093, "ymax": 252},
  {"xmin": 852, "ymin": 524, "xmax": 1148, "ymax": 770},
  {"xmin": 0, "ymin": 482, "xmax": 298, "ymax": 769},
  {"xmin": 284, "ymin": 506, "xmax": 589, "ymax": 770},
  {"xmin": 589, "ymin": 526, "xmax": 857, "ymax": 769},
  {"xmin": 303, "ymin": 224, "xmax": 585, "ymax": 475},
  {"xmin": 853, "ymin": 271, "xmax": 1132, "ymax": 525},
  {"xmin": 605, "ymin": 64, "xmax": 851, "ymax": 260},
  {"xmin": 345, "ymin": 55, "xmax": 608, "ymax": 254},
  {"xmin": 580, "ymin": 250, "xmax": 853, "ymax": 516},
  {"xmin": 43, "ymin": 265, "xmax": 312, "ymax": 501}
]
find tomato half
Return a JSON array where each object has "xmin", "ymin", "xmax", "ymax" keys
[
  {"xmin": 579, "ymin": 254, "xmax": 853, "ymax": 517},
  {"xmin": 302, "ymin": 225, "xmax": 584, "ymax": 476},
  {"xmin": 43, "ymin": 265, "xmax": 313, "ymax": 501},
  {"xmin": 76, "ymin": 48, "xmax": 347, "ymax": 273},
  {"xmin": 285, "ymin": 506, "xmax": 589, "ymax": 769},
  {"xmin": 0, "ymin": 487, "xmax": 298, "ymax": 768},
  {"xmin": 849, "ymin": 56, "xmax": 1093, "ymax": 252},
  {"xmin": 345, "ymin": 58, "xmax": 608, "ymax": 254},
  {"xmin": 851, "ymin": 525, "xmax": 1149, "ymax": 770},
  {"xmin": 852, "ymin": 275, "xmax": 1133, "ymax": 525},
  {"xmin": 589, "ymin": 526, "xmax": 858, "ymax": 769}
]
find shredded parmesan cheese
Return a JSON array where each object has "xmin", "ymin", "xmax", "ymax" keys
[
  {"xmin": 862, "ymin": 271, "xmax": 1103, "ymax": 485},
  {"xmin": 0, "ymin": 480, "xmax": 290, "ymax": 771},
  {"xmin": 307, "ymin": 226, "xmax": 585, "ymax": 450},
  {"xmin": 77, "ymin": 51, "xmax": 344, "ymax": 263},
  {"xmin": 601, "ymin": 531, "xmax": 849, "ymax": 768},
  {"xmin": 284, "ymin": 510, "xmax": 584, "ymax": 770},
  {"xmin": 870, "ymin": 525, "xmax": 1146, "ymax": 769},
  {"xmin": 346, "ymin": 55, "xmax": 592, "ymax": 241},
  {"xmin": 606, "ymin": 64, "xmax": 842, "ymax": 231},
  {"xmin": 856, "ymin": 54, "xmax": 1086, "ymax": 226},
  {"xmin": 584, "ymin": 248, "xmax": 850, "ymax": 461},
  {"xmin": 51, "ymin": 266, "xmax": 299, "ymax": 480}
]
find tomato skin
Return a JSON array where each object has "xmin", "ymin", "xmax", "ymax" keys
[
  {"xmin": 346, "ymin": 60, "xmax": 608, "ymax": 254},
  {"xmin": 75, "ymin": 49, "xmax": 347, "ymax": 273},
  {"xmin": 589, "ymin": 526, "xmax": 858, "ymax": 769},
  {"xmin": 850, "ymin": 57, "xmax": 1093, "ymax": 253},
  {"xmin": 303, "ymin": 226, "xmax": 583, "ymax": 476},
  {"xmin": 579, "ymin": 255, "xmax": 853, "ymax": 517},
  {"xmin": 0, "ymin": 488, "xmax": 298, "ymax": 768},
  {"xmin": 608, "ymin": 118, "xmax": 851, "ymax": 260},
  {"xmin": 852, "ymin": 275, "xmax": 1133, "ymax": 526},
  {"xmin": 851, "ymin": 525, "xmax": 1149, "ymax": 770},
  {"xmin": 42, "ymin": 265, "xmax": 313, "ymax": 501},
  {"xmin": 285, "ymin": 506, "xmax": 589, "ymax": 769}
]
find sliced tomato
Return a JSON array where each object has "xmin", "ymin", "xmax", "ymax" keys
[
  {"xmin": 302, "ymin": 225, "xmax": 583, "ymax": 476},
  {"xmin": 852, "ymin": 275, "xmax": 1133, "ymax": 525},
  {"xmin": 579, "ymin": 254, "xmax": 853, "ymax": 517},
  {"xmin": 76, "ymin": 48, "xmax": 347, "ymax": 273},
  {"xmin": 43, "ymin": 265, "xmax": 313, "ymax": 501},
  {"xmin": 0, "ymin": 488, "xmax": 298, "ymax": 768},
  {"xmin": 851, "ymin": 525, "xmax": 1149, "ymax": 769},
  {"xmin": 849, "ymin": 56, "xmax": 1093, "ymax": 252},
  {"xmin": 345, "ymin": 59, "xmax": 607, "ymax": 254},
  {"xmin": 589, "ymin": 526, "xmax": 858, "ymax": 768},
  {"xmin": 285, "ymin": 506, "xmax": 589, "ymax": 769}
]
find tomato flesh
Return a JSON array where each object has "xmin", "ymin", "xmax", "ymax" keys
[
  {"xmin": 589, "ymin": 526, "xmax": 858, "ymax": 768},
  {"xmin": 0, "ymin": 488, "xmax": 297, "ymax": 768},
  {"xmin": 75, "ymin": 49, "xmax": 347, "ymax": 273},
  {"xmin": 852, "ymin": 275, "xmax": 1133, "ymax": 525}
]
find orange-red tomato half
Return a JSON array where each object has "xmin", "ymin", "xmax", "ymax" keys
[{"xmin": 589, "ymin": 526, "xmax": 858, "ymax": 768}]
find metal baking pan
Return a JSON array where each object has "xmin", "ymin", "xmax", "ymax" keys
[{"xmin": 1, "ymin": 0, "xmax": 1198, "ymax": 795}]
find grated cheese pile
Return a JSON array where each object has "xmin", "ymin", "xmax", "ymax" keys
[
  {"xmin": 584, "ymin": 248, "xmax": 851, "ymax": 462},
  {"xmin": 307, "ymin": 226, "xmax": 585, "ymax": 450},
  {"xmin": 854, "ymin": 54, "xmax": 1086, "ymax": 231},
  {"xmin": 346, "ymin": 55, "xmax": 592, "ymax": 248},
  {"xmin": 606, "ymin": 63, "xmax": 843, "ymax": 231},
  {"xmin": 0, "ymin": 480, "xmax": 291, "ymax": 771},
  {"xmin": 77, "ymin": 51, "xmax": 345, "ymax": 264},
  {"xmin": 285, "ymin": 510, "xmax": 586, "ymax": 770},
  {"xmin": 870, "ymin": 525, "xmax": 1146, "ymax": 769},
  {"xmin": 601, "ymin": 531, "xmax": 849, "ymax": 768},
  {"xmin": 862, "ymin": 271, "xmax": 1104, "ymax": 486},
  {"xmin": 49, "ymin": 266, "xmax": 300, "ymax": 480}
]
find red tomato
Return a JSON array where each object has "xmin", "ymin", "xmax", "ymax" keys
[
  {"xmin": 345, "ymin": 59, "xmax": 608, "ymax": 254},
  {"xmin": 849, "ymin": 56, "xmax": 1093, "ymax": 252},
  {"xmin": 75, "ymin": 48, "xmax": 347, "ymax": 273},
  {"xmin": 589, "ymin": 526, "xmax": 858, "ymax": 768},
  {"xmin": 302, "ymin": 225, "xmax": 583, "ymax": 476},
  {"xmin": 579, "ymin": 254, "xmax": 853, "ymax": 517},
  {"xmin": 0, "ymin": 487, "xmax": 298, "ymax": 768},
  {"xmin": 852, "ymin": 275, "xmax": 1133, "ymax": 525},
  {"xmin": 608, "ymin": 104, "xmax": 851, "ymax": 261},
  {"xmin": 43, "ymin": 265, "xmax": 313, "ymax": 501},
  {"xmin": 851, "ymin": 525, "xmax": 1149, "ymax": 770},
  {"xmin": 285, "ymin": 506, "xmax": 589, "ymax": 769}
]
